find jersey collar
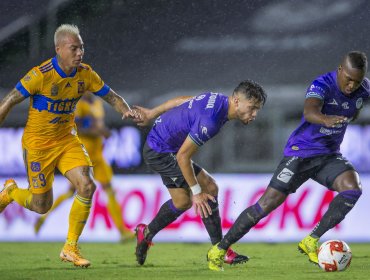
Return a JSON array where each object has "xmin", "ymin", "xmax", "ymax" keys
[{"xmin": 52, "ymin": 56, "xmax": 77, "ymax": 78}]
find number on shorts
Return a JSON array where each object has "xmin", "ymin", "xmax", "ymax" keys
[{"xmin": 38, "ymin": 173, "xmax": 46, "ymax": 187}]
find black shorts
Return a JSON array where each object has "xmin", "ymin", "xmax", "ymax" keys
[
  {"xmin": 269, "ymin": 154, "xmax": 355, "ymax": 195},
  {"xmin": 143, "ymin": 141, "xmax": 203, "ymax": 188}
]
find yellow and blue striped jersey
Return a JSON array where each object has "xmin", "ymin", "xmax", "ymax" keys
[{"xmin": 16, "ymin": 56, "xmax": 110, "ymax": 150}]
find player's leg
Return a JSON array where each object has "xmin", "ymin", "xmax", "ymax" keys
[
  {"xmin": 197, "ymin": 169, "xmax": 248, "ymax": 265},
  {"xmin": 1, "ymin": 147, "xmax": 56, "ymax": 214},
  {"xmin": 58, "ymin": 140, "xmax": 95, "ymax": 267},
  {"xmin": 311, "ymin": 157, "xmax": 362, "ymax": 238},
  {"xmin": 35, "ymin": 185, "xmax": 75, "ymax": 234},
  {"xmin": 135, "ymin": 143, "xmax": 191, "ymax": 265},
  {"xmin": 207, "ymin": 186, "xmax": 286, "ymax": 271},
  {"xmin": 135, "ymin": 187, "xmax": 191, "ymax": 265},
  {"xmin": 311, "ymin": 170, "xmax": 361, "ymax": 236},
  {"xmin": 196, "ymin": 169, "xmax": 222, "ymax": 245},
  {"xmin": 299, "ymin": 156, "xmax": 361, "ymax": 264},
  {"xmin": 221, "ymin": 187, "xmax": 286, "ymax": 248},
  {"xmin": 207, "ymin": 156, "xmax": 308, "ymax": 271}
]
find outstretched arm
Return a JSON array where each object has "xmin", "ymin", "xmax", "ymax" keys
[
  {"xmin": 0, "ymin": 88, "xmax": 25, "ymax": 125},
  {"xmin": 303, "ymin": 97, "xmax": 347, "ymax": 128},
  {"xmin": 176, "ymin": 136, "xmax": 215, "ymax": 218},
  {"xmin": 100, "ymin": 89, "xmax": 133, "ymax": 119},
  {"xmin": 134, "ymin": 95, "xmax": 192, "ymax": 126}
]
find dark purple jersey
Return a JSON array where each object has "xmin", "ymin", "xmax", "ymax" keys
[
  {"xmin": 147, "ymin": 92, "xmax": 229, "ymax": 153},
  {"xmin": 284, "ymin": 71, "xmax": 370, "ymax": 158}
]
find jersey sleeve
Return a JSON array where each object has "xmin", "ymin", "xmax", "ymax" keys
[
  {"xmin": 188, "ymin": 117, "xmax": 220, "ymax": 146},
  {"xmin": 305, "ymin": 80, "xmax": 329, "ymax": 100},
  {"xmin": 15, "ymin": 67, "xmax": 43, "ymax": 98},
  {"xmin": 361, "ymin": 78, "xmax": 370, "ymax": 99},
  {"xmin": 88, "ymin": 69, "xmax": 110, "ymax": 97}
]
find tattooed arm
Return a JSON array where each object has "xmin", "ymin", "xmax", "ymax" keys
[
  {"xmin": 100, "ymin": 89, "xmax": 132, "ymax": 119},
  {"xmin": 0, "ymin": 88, "xmax": 26, "ymax": 125}
]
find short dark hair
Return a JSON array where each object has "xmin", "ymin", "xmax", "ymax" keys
[
  {"xmin": 233, "ymin": 80, "xmax": 266, "ymax": 105},
  {"xmin": 346, "ymin": 51, "xmax": 368, "ymax": 70}
]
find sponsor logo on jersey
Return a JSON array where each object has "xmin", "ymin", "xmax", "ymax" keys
[
  {"xmin": 277, "ymin": 168, "xmax": 294, "ymax": 183},
  {"xmin": 32, "ymin": 95, "xmax": 80, "ymax": 114},
  {"xmin": 309, "ymin": 84, "xmax": 325, "ymax": 93},
  {"xmin": 328, "ymin": 98, "xmax": 338, "ymax": 106},
  {"xmin": 49, "ymin": 117, "xmax": 70, "ymax": 124},
  {"xmin": 65, "ymin": 82, "xmax": 72, "ymax": 88},
  {"xmin": 291, "ymin": 146, "xmax": 299, "ymax": 151}
]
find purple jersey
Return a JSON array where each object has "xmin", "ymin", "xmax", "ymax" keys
[
  {"xmin": 284, "ymin": 71, "xmax": 370, "ymax": 158},
  {"xmin": 147, "ymin": 92, "xmax": 229, "ymax": 153}
]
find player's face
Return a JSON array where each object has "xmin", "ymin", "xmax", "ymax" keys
[
  {"xmin": 56, "ymin": 34, "xmax": 84, "ymax": 69},
  {"xmin": 337, "ymin": 60, "xmax": 366, "ymax": 96},
  {"xmin": 235, "ymin": 96, "xmax": 262, "ymax": 125}
]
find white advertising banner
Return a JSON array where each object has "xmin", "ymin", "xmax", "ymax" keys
[{"xmin": 0, "ymin": 174, "xmax": 369, "ymax": 242}]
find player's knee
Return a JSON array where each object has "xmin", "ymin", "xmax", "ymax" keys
[
  {"xmin": 173, "ymin": 199, "xmax": 192, "ymax": 210},
  {"xmin": 78, "ymin": 179, "xmax": 96, "ymax": 198},
  {"xmin": 201, "ymin": 177, "xmax": 219, "ymax": 196},
  {"xmin": 32, "ymin": 200, "xmax": 53, "ymax": 214}
]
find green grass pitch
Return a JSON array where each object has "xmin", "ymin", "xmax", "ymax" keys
[{"xmin": 0, "ymin": 242, "xmax": 369, "ymax": 280}]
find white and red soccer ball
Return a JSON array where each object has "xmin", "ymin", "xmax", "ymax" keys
[{"xmin": 318, "ymin": 240, "xmax": 352, "ymax": 272}]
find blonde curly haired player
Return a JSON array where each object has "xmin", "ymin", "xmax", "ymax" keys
[{"xmin": 0, "ymin": 24, "xmax": 137, "ymax": 267}]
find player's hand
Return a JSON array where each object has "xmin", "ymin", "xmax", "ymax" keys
[
  {"xmin": 122, "ymin": 109, "xmax": 141, "ymax": 120},
  {"xmin": 192, "ymin": 192, "xmax": 215, "ymax": 218},
  {"xmin": 131, "ymin": 105, "xmax": 156, "ymax": 127},
  {"xmin": 324, "ymin": 115, "xmax": 348, "ymax": 128}
]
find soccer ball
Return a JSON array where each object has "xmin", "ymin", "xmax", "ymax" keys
[{"xmin": 318, "ymin": 240, "xmax": 352, "ymax": 272}]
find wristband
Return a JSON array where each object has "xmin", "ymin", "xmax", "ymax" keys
[{"xmin": 190, "ymin": 183, "xmax": 202, "ymax": 195}]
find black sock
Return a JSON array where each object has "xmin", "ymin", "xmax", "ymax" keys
[
  {"xmin": 202, "ymin": 197, "xmax": 222, "ymax": 245},
  {"xmin": 311, "ymin": 189, "xmax": 362, "ymax": 238},
  {"xmin": 147, "ymin": 199, "xmax": 185, "ymax": 240},
  {"xmin": 219, "ymin": 203, "xmax": 266, "ymax": 250}
]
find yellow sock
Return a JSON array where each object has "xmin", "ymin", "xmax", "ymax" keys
[
  {"xmin": 66, "ymin": 194, "xmax": 91, "ymax": 243},
  {"xmin": 9, "ymin": 188, "xmax": 33, "ymax": 209},
  {"xmin": 106, "ymin": 188, "xmax": 129, "ymax": 233}
]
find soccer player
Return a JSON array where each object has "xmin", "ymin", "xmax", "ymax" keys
[
  {"xmin": 34, "ymin": 93, "xmax": 134, "ymax": 242},
  {"xmin": 133, "ymin": 80, "xmax": 267, "ymax": 266},
  {"xmin": 207, "ymin": 51, "xmax": 369, "ymax": 271},
  {"xmin": 0, "ymin": 24, "xmax": 135, "ymax": 267}
]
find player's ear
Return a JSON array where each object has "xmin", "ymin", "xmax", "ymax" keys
[{"xmin": 233, "ymin": 94, "xmax": 239, "ymax": 106}]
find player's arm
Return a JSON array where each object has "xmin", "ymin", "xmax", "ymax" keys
[
  {"xmin": 176, "ymin": 136, "xmax": 215, "ymax": 218},
  {"xmin": 303, "ymin": 97, "xmax": 347, "ymax": 128},
  {"xmin": 100, "ymin": 89, "xmax": 134, "ymax": 119},
  {"xmin": 0, "ymin": 88, "xmax": 25, "ymax": 125},
  {"xmin": 133, "ymin": 95, "xmax": 193, "ymax": 127}
]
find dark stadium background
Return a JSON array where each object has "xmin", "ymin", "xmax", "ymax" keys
[{"xmin": 1, "ymin": 0, "xmax": 370, "ymax": 174}]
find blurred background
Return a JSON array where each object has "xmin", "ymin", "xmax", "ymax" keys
[{"xmin": 1, "ymin": 0, "xmax": 370, "ymax": 242}]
